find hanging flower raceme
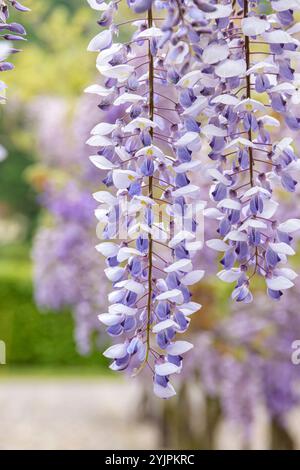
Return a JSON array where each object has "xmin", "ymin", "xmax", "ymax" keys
[
  {"xmin": 0, "ymin": 0, "xmax": 28, "ymax": 91},
  {"xmin": 86, "ymin": 0, "xmax": 208, "ymax": 398},
  {"xmin": 0, "ymin": 0, "xmax": 29, "ymax": 161},
  {"xmin": 198, "ymin": 0, "xmax": 300, "ymax": 302}
]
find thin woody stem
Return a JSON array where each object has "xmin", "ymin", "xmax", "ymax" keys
[
  {"xmin": 145, "ymin": 6, "xmax": 154, "ymax": 368},
  {"xmin": 244, "ymin": 0, "xmax": 254, "ymax": 187}
]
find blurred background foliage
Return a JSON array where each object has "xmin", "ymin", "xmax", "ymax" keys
[{"xmin": 0, "ymin": 0, "xmax": 107, "ymax": 372}]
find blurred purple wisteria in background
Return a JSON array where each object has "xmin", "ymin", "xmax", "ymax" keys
[{"xmin": 31, "ymin": 96, "xmax": 111, "ymax": 354}]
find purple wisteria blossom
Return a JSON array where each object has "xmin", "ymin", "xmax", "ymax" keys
[
  {"xmin": 0, "ymin": 0, "xmax": 29, "ymax": 161},
  {"xmin": 197, "ymin": 0, "xmax": 300, "ymax": 302},
  {"xmin": 0, "ymin": 0, "xmax": 28, "ymax": 86},
  {"xmin": 86, "ymin": 0, "xmax": 300, "ymax": 398},
  {"xmin": 86, "ymin": 0, "xmax": 214, "ymax": 398}
]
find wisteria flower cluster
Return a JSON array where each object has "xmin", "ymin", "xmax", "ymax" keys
[
  {"xmin": 86, "ymin": 0, "xmax": 300, "ymax": 397},
  {"xmin": 0, "ymin": 0, "xmax": 28, "ymax": 94},
  {"xmin": 200, "ymin": 0, "xmax": 300, "ymax": 303},
  {"xmin": 0, "ymin": 0, "xmax": 29, "ymax": 160}
]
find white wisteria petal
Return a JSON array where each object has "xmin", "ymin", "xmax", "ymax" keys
[
  {"xmin": 87, "ymin": 0, "xmax": 110, "ymax": 11},
  {"xmin": 164, "ymin": 259, "xmax": 193, "ymax": 273},
  {"xmin": 235, "ymin": 98, "xmax": 266, "ymax": 113},
  {"xmin": 211, "ymin": 94, "xmax": 240, "ymax": 106},
  {"xmin": 96, "ymin": 43, "xmax": 124, "ymax": 67},
  {"xmin": 136, "ymin": 145, "xmax": 164, "ymax": 160},
  {"xmin": 241, "ymin": 186, "xmax": 271, "ymax": 200},
  {"xmin": 278, "ymin": 219, "xmax": 300, "ymax": 233},
  {"xmin": 225, "ymin": 230, "xmax": 248, "ymax": 242},
  {"xmin": 225, "ymin": 137, "xmax": 254, "ymax": 150},
  {"xmin": 178, "ymin": 70, "xmax": 203, "ymax": 88},
  {"xmin": 166, "ymin": 41, "xmax": 189, "ymax": 65},
  {"xmin": 99, "ymin": 64, "xmax": 134, "ymax": 82},
  {"xmin": 115, "ymin": 146, "xmax": 131, "ymax": 162},
  {"xmin": 269, "ymin": 82, "xmax": 295, "ymax": 94},
  {"xmin": 114, "ymin": 93, "xmax": 146, "ymax": 106},
  {"xmin": 259, "ymin": 199, "xmax": 278, "ymax": 219},
  {"xmin": 89, "ymin": 155, "xmax": 116, "ymax": 170},
  {"xmin": 93, "ymin": 190, "xmax": 116, "ymax": 205},
  {"xmin": 152, "ymin": 319, "xmax": 178, "ymax": 333},
  {"xmin": 109, "ymin": 304, "xmax": 137, "ymax": 316},
  {"xmin": 217, "ymin": 269, "xmax": 241, "ymax": 283},
  {"xmin": 117, "ymin": 247, "xmax": 142, "ymax": 262},
  {"xmin": 155, "ymin": 362, "xmax": 179, "ymax": 376},
  {"xmin": 156, "ymin": 289, "xmax": 184, "ymax": 304},
  {"xmin": 217, "ymin": 199, "xmax": 241, "ymax": 211},
  {"xmin": 178, "ymin": 302, "xmax": 202, "ymax": 316},
  {"xmin": 241, "ymin": 17, "xmax": 270, "ymax": 36},
  {"xmin": 182, "ymin": 96, "xmax": 208, "ymax": 118},
  {"xmin": 91, "ymin": 122, "xmax": 117, "ymax": 135},
  {"xmin": 205, "ymin": 4, "xmax": 232, "ymax": 19},
  {"xmin": 95, "ymin": 242, "xmax": 119, "ymax": 257},
  {"xmin": 103, "ymin": 343, "xmax": 128, "ymax": 359},
  {"xmin": 154, "ymin": 382, "xmax": 176, "ymax": 399},
  {"xmin": 246, "ymin": 61, "xmax": 278, "ymax": 75},
  {"xmin": 203, "ymin": 43, "xmax": 229, "ymax": 64},
  {"xmin": 239, "ymin": 219, "xmax": 267, "ymax": 231},
  {"xmin": 84, "ymin": 84, "xmax": 112, "ymax": 97},
  {"xmin": 124, "ymin": 117, "xmax": 157, "ymax": 132},
  {"xmin": 207, "ymin": 168, "xmax": 232, "ymax": 186},
  {"xmin": 269, "ymin": 242, "xmax": 295, "ymax": 256},
  {"xmin": 112, "ymin": 170, "xmax": 138, "ymax": 189},
  {"xmin": 0, "ymin": 145, "xmax": 7, "ymax": 162},
  {"xmin": 215, "ymin": 59, "xmax": 246, "ymax": 78},
  {"xmin": 185, "ymin": 241, "xmax": 204, "ymax": 251},
  {"xmin": 274, "ymin": 268, "xmax": 298, "ymax": 281},
  {"xmin": 181, "ymin": 270, "xmax": 205, "ymax": 286},
  {"xmin": 287, "ymin": 22, "xmax": 300, "ymax": 35},
  {"xmin": 274, "ymin": 137, "xmax": 293, "ymax": 154},
  {"xmin": 136, "ymin": 27, "xmax": 163, "ymax": 39},
  {"xmin": 175, "ymin": 132, "xmax": 200, "ymax": 148},
  {"xmin": 272, "ymin": 0, "xmax": 300, "ymax": 11},
  {"xmin": 204, "ymin": 207, "xmax": 223, "ymax": 220},
  {"xmin": 104, "ymin": 267, "xmax": 125, "ymax": 283},
  {"xmin": 202, "ymin": 124, "xmax": 227, "ymax": 137},
  {"xmin": 174, "ymin": 160, "xmax": 201, "ymax": 173},
  {"xmin": 259, "ymin": 115, "xmax": 280, "ymax": 127},
  {"xmin": 108, "ymin": 289, "xmax": 124, "ymax": 304},
  {"xmin": 168, "ymin": 231, "xmax": 195, "ymax": 248},
  {"xmin": 166, "ymin": 341, "xmax": 194, "ymax": 355},
  {"xmin": 263, "ymin": 30, "xmax": 299, "ymax": 45},
  {"xmin": 98, "ymin": 313, "xmax": 124, "ymax": 327},
  {"xmin": 115, "ymin": 279, "xmax": 145, "ymax": 295},
  {"xmin": 87, "ymin": 29, "xmax": 112, "ymax": 52},
  {"xmin": 206, "ymin": 239, "xmax": 230, "ymax": 251},
  {"xmin": 172, "ymin": 184, "xmax": 199, "ymax": 198},
  {"xmin": 266, "ymin": 276, "xmax": 294, "ymax": 291},
  {"xmin": 86, "ymin": 134, "xmax": 112, "ymax": 147},
  {"xmin": 95, "ymin": 208, "xmax": 109, "ymax": 220}
]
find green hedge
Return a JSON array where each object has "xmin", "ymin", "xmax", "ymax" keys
[{"xmin": 0, "ymin": 244, "xmax": 108, "ymax": 370}]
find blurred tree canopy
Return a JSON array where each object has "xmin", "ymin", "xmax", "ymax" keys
[
  {"xmin": 0, "ymin": 0, "xmax": 99, "ymax": 236},
  {"xmin": 6, "ymin": 0, "xmax": 97, "ymax": 99}
]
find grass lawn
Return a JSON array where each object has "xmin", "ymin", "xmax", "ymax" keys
[{"xmin": 0, "ymin": 243, "xmax": 110, "ymax": 375}]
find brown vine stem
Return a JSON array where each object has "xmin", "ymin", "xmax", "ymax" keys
[
  {"xmin": 244, "ymin": 0, "xmax": 254, "ymax": 187},
  {"xmin": 146, "ymin": 6, "xmax": 154, "ymax": 366},
  {"xmin": 134, "ymin": 7, "xmax": 154, "ymax": 377}
]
